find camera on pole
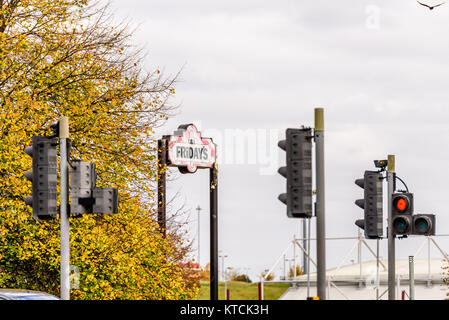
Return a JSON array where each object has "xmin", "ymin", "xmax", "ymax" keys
[
  {"xmin": 24, "ymin": 136, "xmax": 58, "ymax": 220},
  {"xmin": 277, "ymin": 128, "xmax": 313, "ymax": 218},
  {"xmin": 354, "ymin": 170, "xmax": 383, "ymax": 239}
]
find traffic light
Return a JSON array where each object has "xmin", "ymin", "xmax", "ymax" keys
[
  {"xmin": 70, "ymin": 160, "xmax": 118, "ymax": 215},
  {"xmin": 354, "ymin": 170, "xmax": 383, "ymax": 239},
  {"xmin": 70, "ymin": 161, "xmax": 96, "ymax": 215},
  {"xmin": 391, "ymin": 193, "xmax": 414, "ymax": 236},
  {"xmin": 278, "ymin": 128, "xmax": 313, "ymax": 218},
  {"xmin": 412, "ymin": 214, "xmax": 435, "ymax": 236},
  {"xmin": 24, "ymin": 136, "xmax": 58, "ymax": 220},
  {"xmin": 92, "ymin": 188, "xmax": 118, "ymax": 214}
]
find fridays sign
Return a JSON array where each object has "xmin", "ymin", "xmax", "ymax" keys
[{"xmin": 167, "ymin": 124, "xmax": 217, "ymax": 173}]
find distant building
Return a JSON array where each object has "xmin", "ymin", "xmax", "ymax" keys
[{"xmin": 279, "ymin": 258, "xmax": 448, "ymax": 300}]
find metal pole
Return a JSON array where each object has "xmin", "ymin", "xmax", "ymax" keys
[
  {"xmin": 210, "ymin": 163, "xmax": 218, "ymax": 300},
  {"xmin": 283, "ymin": 254, "xmax": 286, "ymax": 280},
  {"xmin": 224, "ymin": 266, "xmax": 227, "ymax": 300},
  {"xmin": 287, "ymin": 259, "xmax": 292, "ymax": 279},
  {"xmin": 387, "ymin": 154, "xmax": 395, "ymax": 300},
  {"xmin": 219, "ymin": 253, "xmax": 222, "ymax": 281},
  {"xmin": 376, "ymin": 238, "xmax": 380, "ymax": 300},
  {"xmin": 427, "ymin": 236, "xmax": 431, "ymax": 287},
  {"xmin": 315, "ymin": 107, "xmax": 326, "ymax": 300},
  {"xmin": 409, "ymin": 256, "xmax": 415, "ymax": 300},
  {"xmin": 396, "ymin": 274, "xmax": 400, "ymax": 299},
  {"xmin": 219, "ymin": 254, "xmax": 228, "ymax": 298},
  {"xmin": 196, "ymin": 205, "xmax": 202, "ymax": 276},
  {"xmin": 59, "ymin": 116, "xmax": 70, "ymax": 300},
  {"xmin": 358, "ymin": 229, "xmax": 362, "ymax": 279},
  {"xmin": 157, "ymin": 139, "xmax": 167, "ymax": 237},
  {"xmin": 303, "ymin": 219, "xmax": 308, "ymax": 274},
  {"xmin": 293, "ymin": 235, "xmax": 297, "ymax": 278},
  {"xmin": 307, "ymin": 216, "xmax": 311, "ymax": 298}
]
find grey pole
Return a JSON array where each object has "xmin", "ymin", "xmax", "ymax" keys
[
  {"xmin": 387, "ymin": 154, "xmax": 395, "ymax": 300},
  {"xmin": 303, "ymin": 219, "xmax": 308, "ymax": 274},
  {"xmin": 293, "ymin": 235, "xmax": 297, "ymax": 278},
  {"xmin": 283, "ymin": 254, "xmax": 286, "ymax": 279},
  {"xmin": 409, "ymin": 256, "xmax": 415, "ymax": 300},
  {"xmin": 307, "ymin": 218, "xmax": 311, "ymax": 298},
  {"xmin": 59, "ymin": 116, "xmax": 70, "ymax": 300},
  {"xmin": 224, "ymin": 267, "xmax": 228, "ymax": 300},
  {"xmin": 196, "ymin": 205, "xmax": 202, "ymax": 273},
  {"xmin": 314, "ymin": 108, "xmax": 326, "ymax": 300},
  {"xmin": 358, "ymin": 229, "xmax": 362, "ymax": 279},
  {"xmin": 376, "ymin": 238, "xmax": 380, "ymax": 300},
  {"xmin": 220, "ymin": 254, "xmax": 227, "ymax": 298},
  {"xmin": 427, "ymin": 237, "xmax": 431, "ymax": 286}
]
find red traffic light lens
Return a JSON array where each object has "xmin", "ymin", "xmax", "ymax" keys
[
  {"xmin": 396, "ymin": 198, "xmax": 407, "ymax": 212},
  {"xmin": 393, "ymin": 195, "xmax": 409, "ymax": 213}
]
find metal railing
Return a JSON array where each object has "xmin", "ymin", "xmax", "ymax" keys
[{"xmin": 263, "ymin": 230, "xmax": 449, "ymax": 300}]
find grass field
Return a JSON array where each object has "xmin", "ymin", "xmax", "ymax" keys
[{"xmin": 196, "ymin": 281, "xmax": 290, "ymax": 300}]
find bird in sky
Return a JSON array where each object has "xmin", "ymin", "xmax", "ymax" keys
[{"xmin": 417, "ymin": 1, "xmax": 445, "ymax": 10}]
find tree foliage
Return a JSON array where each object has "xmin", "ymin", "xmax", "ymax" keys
[
  {"xmin": 229, "ymin": 271, "xmax": 251, "ymax": 283},
  {"xmin": 0, "ymin": 0, "xmax": 198, "ymax": 299},
  {"xmin": 261, "ymin": 271, "xmax": 275, "ymax": 281},
  {"xmin": 288, "ymin": 265, "xmax": 303, "ymax": 278},
  {"xmin": 199, "ymin": 263, "xmax": 211, "ymax": 281}
]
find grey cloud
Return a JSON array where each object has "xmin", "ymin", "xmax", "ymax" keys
[{"xmin": 104, "ymin": 0, "xmax": 449, "ymax": 281}]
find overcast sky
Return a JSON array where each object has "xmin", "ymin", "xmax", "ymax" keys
[{"xmin": 105, "ymin": 0, "xmax": 449, "ymax": 283}]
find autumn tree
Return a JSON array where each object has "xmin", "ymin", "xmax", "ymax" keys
[
  {"xmin": 261, "ymin": 271, "xmax": 275, "ymax": 281},
  {"xmin": 288, "ymin": 265, "xmax": 303, "ymax": 278},
  {"xmin": 199, "ymin": 263, "xmax": 211, "ymax": 281},
  {"xmin": 227, "ymin": 268, "xmax": 251, "ymax": 283},
  {"xmin": 0, "ymin": 0, "xmax": 198, "ymax": 299}
]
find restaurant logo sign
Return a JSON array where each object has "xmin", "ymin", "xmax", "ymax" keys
[{"xmin": 167, "ymin": 124, "xmax": 217, "ymax": 173}]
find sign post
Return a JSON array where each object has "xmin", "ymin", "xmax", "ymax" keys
[
  {"xmin": 210, "ymin": 162, "xmax": 218, "ymax": 300},
  {"xmin": 157, "ymin": 124, "xmax": 218, "ymax": 299},
  {"xmin": 157, "ymin": 138, "xmax": 168, "ymax": 237}
]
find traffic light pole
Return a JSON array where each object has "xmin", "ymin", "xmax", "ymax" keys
[
  {"xmin": 315, "ymin": 108, "xmax": 326, "ymax": 300},
  {"xmin": 59, "ymin": 116, "xmax": 70, "ymax": 300},
  {"xmin": 302, "ymin": 219, "xmax": 308, "ymax": 274},
  {"xmin": 210, "ymin": 163, "xmax": 218, "ymax": 300},
  {"xmin": 387, "ymin": 154, "xmax": 395, "ymax": 300}
]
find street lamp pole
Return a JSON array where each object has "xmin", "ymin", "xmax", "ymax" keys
[
  {"xmin": 219, "ymin": 253, "xmax": 228, "ymax": 299},
  {"xmin": 196, "ymin": 205, "xmax": 202, "ymax": 274}
]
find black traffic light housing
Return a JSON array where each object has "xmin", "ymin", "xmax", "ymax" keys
[
  {"xmin": 412, "ymin": 214, "xmax": 435, "ymax": 236},
  {"xmin": 278, "ymin": 128, "xmax": 313, "ymax": 218},
  {"xmin": 391, "ymin": 192, "xmax": 414, "ymax": 236},
  {"xmin": 354, "ymin": 170, "xmax": 383, "ymax": 239},
  {"xmin": 24, "ymin": 136, "xmax": 58, "ymax": 220}
]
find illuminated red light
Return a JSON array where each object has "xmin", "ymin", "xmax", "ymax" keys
[{"xmin": 396, "ymin": 198, "xmax": 407, "ymax": 212}]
